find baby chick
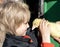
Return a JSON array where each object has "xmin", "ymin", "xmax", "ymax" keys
[{"xmin": 32, "ymin": 18, "xmax": 60, "ymax": 38}]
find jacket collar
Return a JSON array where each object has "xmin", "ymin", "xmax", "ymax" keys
[{"xmin": 6, "ymin": 34, "xmax": 33, "ymax": 43}]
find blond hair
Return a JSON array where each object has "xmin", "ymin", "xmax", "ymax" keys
[{"xmin": 0, "ymin": 1, "xmax": 30, "ymax": 43}]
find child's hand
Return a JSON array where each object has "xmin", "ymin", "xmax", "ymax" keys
[
  {"xmin": 39, "ymin": 19, "xmax": 51, "ymax": 43},
  {"xmin": 39, "ymin": 19, "xmax": 50, "ymax": 36}
]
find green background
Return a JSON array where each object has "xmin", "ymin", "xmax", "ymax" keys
[{"xmin": 44, "ymin": 0, "xmax": 60, "ymax": 47}]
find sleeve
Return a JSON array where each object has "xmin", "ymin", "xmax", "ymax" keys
[{"xmin": 41, "ymin": 43, "xmax": 54, "ymax": 47}]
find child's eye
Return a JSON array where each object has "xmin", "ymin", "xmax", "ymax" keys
[
  {"xmin": 24, "ymin": 22, "xmax": 28, "ymax": 24},
  {"xmin": 24, "ymin": 21, "xmax": 29, "ymax": 24},
  {"xmin": 25, "ymin": 23, "xmax": 27, "ymax": 24}
]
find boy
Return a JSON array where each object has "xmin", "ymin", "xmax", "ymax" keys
[{"xmin": 0, "ymin": 1, "xmax": 54, "ymax": 47}]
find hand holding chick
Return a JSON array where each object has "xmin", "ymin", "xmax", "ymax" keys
[{"xmin": 32, "ymin": 18, "xmax": 60, "ymax": 38}]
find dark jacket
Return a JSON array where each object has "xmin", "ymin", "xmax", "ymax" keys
[{"xmin": 3, "ymin": 28, "xmax": 38, "ymax": 47}]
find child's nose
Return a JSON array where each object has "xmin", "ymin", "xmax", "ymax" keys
[{"xmin": 27, "ymin": 23, "xmax": 29, "ymax": 28}]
